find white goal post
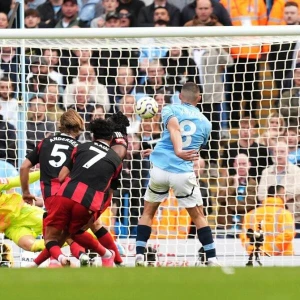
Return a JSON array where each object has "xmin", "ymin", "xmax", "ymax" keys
[{"xmin": 1, "ymin": 26, "xmax": 300, "ymax": 267}]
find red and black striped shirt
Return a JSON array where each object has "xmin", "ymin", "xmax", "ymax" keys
[
  {"xmin": 26, "ymin": 134, "xmax": 79, "ymax": 201},
  {"xmin": 57, "ymin": 141, "xmax": 122, "ymax": 212}
]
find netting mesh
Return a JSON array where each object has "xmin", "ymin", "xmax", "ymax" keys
[{"xmin": 1, "ymin": 33, "xmax": 300, "ymax": 267}]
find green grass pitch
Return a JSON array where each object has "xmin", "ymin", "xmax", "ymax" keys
[{"xmin": 0, "ymin": 268, "xmax": 299, "ymax": 300}]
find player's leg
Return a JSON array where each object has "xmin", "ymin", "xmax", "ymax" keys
[
  {"xmin": 68, "ymin": 202, "xmax": 115, "ymax": 267},
  {"xmin": 135, "ymin": 167, "xmax": 169, "ymax": 266},
  {"xmin": 90, "ymin": 219, "xmax": 124, "ymax": 265},
  {"xmin": 44, "ymin": 196, "xmax": 74, "ymax": 266},
  {"xmin": 66, "ymin": 238, "xmax": 90, "ymax": 266},
  {"xmin": 5, "ymin": 205, "xmax": 45, "ymax": 252},
  {"xmin": 171, "ymin": 171, "xmax": 218, "ymax": 265}
]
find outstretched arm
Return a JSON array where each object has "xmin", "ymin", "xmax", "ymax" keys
[{"xmin": 167, "ymin": 117, "xmax": 198, "ymax": 161}]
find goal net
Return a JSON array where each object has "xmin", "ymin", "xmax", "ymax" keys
[{"xmin": 1, "ymin": 27, "xmax": 300, "ymax": 267}]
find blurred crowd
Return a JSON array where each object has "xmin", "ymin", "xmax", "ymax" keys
[{"xmin": 0, "ymin": 0, "xmax": 300, "ymax": 246}]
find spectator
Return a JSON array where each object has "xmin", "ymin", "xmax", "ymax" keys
[
  {"xmin": 25, "ymin": 9, "xmax": 41, "ymax": 28},
  {"xmin": 184, "ymin": 0, "xmax": 223, "ymax": 26},
  {"xmin": 285, "ymin": 127, "xmax": 300, "ymax": 166},
  {"xmin": 107, "ymin": 65, "xmax": 136, "ymax": 113},
  {"xmin": 104, "ymin": 12, "xmax": 121, "ymax": 27},
  {"xmin": 0, "ymin": 76, "xmax": 18, "ymax": 128},
  {"xmin": 63, "ymin": 63, "xmax": 110, "ymax": 112},
  {"xmin": 1, "ymin": 47, "xmax": 27, "ymax": 90},
  {"xmin": 60, "ymin": 49, "xmax": 101, "ymax": 85},
  {"xmin": 217, "ymin": 153, "xmax": 257, "ymax": 230},
  {"xmin": 280, "ymin": 64, "xmax": 300, "ymax": 122},
  {"xmin": 137, "ymin": 0, "xmax": 180, "ymax": 27},
  {"xmin": 221, "ymin": 117, "xmax": 272, "ymax": 181},
  {"xmin": 26, "ymin": 96, "xmax": 56, "ymax": 151},
  {"xmin": 55, "ymin": 0, "xmax": 79, "ymax": 28},
  {"xmin": 160, "ymin": 47, "xmax": 199, "ymax": 93},
  {"xmin": 118, "ymin": 8, "xmax": 134, "ymax": 27},
  {"xmin": 79, "ymin": 104, "xmax": 106, "ymax": 142},
  {"xmin": 0, "ymin": 114, "xmax": 16, "ymax": 166},
  {"xmin": 69, "ymin": 82, "xmax": 95, "ymax": 122},
  {"xmin": 269, "ymin": 2, "xmax": 300, "ymax": 95},
  {"xmin": 153, "ymin": 6, "xmax": 170, "ymax": 25},
  {"xmin": 43, "ymin": 83, "xmax": 64, "ymax": 123},
  {"xmin": 26, "ymin": 56, "xmax": 51, "ymax": 94},
  {"xmin": 268, "ymin": 0, "xmax": 300, "ymax": 25},
  {"xmin": 118, "ymin": 0, "xmax": 145, "ymax": 17},
  {"xmin": 140, "ymin": 117, "xmax": 162, "ymax": 150},
  {"xmin": 0, "ymin": 12, "xmax": 8, "ymax": 29},
  {"xmin": 42, "ymin": 49, "xmax": 64, "ymax": 87},
  {"xmin": 37, "ymin": 0, "xmax": 63, "ymax": 28},
  {"xmin": 241, "ymin": 185, "xmax": 295, "ymax": 256},
  {"xmin": 257, "ymin": 112, "xmax": 286, "ymax": 147},
  {"xmin": 152, "ymin": 89, "xmax": 171, "ymax": 127},
  {"xmin": 136, "ymin": 59, "xmax": 174, "ymax": 98},
  {"xmin": 97, "ymin": 47, "xmax": 139, "ymax": 86},
  {"xmin": 258, "ymin": 141, "xmax": 300, "ymax": 226},
  {"xmin": 90, "ymin": 0, "xmax": 119, "ymax": 28},
  {"xmin": 181, "ymin": 0, "xmax": 232, "ymax": 26},
  {"xmin": 119, "ymin": 95, "xmax": 140, "ymax": 134},
  {"xmin": 221, "ymin": 0, "xmax": 267, "ymax": 125},
  {"xmin": 192, "ymin": 40, "xmax": 233, "ymax": 177}
]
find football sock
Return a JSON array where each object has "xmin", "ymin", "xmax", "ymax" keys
[
  {"xmin": 136, "ymin": 225, "xmax": 151, "ymax": 255},
  {"xmin": 45, "ymin": 241, "xmax": 63, "ymax": 261},
  {"xmin": 69, "ymin": 242, "xmax": 85, "ymax": 259},
  {"xmin": 94, "ymin": 227, "xmax": 123, "ymax": 264},
  {"xmin": 34, "ymin": 249, "xmax": 51, "ymax": 266},
  {"xmin": 30, "ymin": 239, "xmax": 45, "ymax": 252},
  {"xmin": 197, "ymin": 226, "xmax": 216, "ymax": 259},
  {"xmin": 72, "ymin": 231, "xmax": 107, "ymax": 257}
]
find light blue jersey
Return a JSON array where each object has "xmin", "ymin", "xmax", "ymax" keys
[{"xmin": 150, "ymin": 103, "xmax": 211, "ymax": 173}]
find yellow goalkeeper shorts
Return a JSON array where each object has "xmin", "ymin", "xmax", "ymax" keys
[{"xmin": 4, "ymin": 204, "xmax": 44, "ymax": 245}]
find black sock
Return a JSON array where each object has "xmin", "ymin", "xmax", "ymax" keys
[
  {"xmin": 197, "ymin": 226, "xmax": 216, "ymax": 259},
  {"xmin": 93, "ymin": 226, "xmax": 108, "ymax": 239},
  {"xmin": 136, "ymin": 225, "xmax": 151, "ymax": 255}
]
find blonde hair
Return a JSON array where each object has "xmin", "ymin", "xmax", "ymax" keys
[{"xmin": 59, "ymin": 109, "xmax": 84, "ymax": 136}]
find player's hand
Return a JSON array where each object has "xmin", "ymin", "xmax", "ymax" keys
[
  {"xmin": 22, "ymin": 192, "xmax": 36, "ymax": 205},
  {"xmin": 175, "ymin": 149, "xmax": 198, "ymax": 161},
  {"xmin": 141, "ymin": 149, "xmax": 153, "ymax": 158}
]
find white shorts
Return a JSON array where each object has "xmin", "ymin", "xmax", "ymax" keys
[{"xmin": 144, "ymin": 166, "xmax": 203, "ymax": 208}]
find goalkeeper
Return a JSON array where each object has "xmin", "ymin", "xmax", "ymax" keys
[{"xmin": 0, "ymin": 171, "xmax": 45, "ymax": 252}]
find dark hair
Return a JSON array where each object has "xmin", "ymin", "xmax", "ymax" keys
[
  {"xmin": 108, "ymin": 111, "xmax": 130, "ymax": 135},
  {"xmin": 154, "ymin": 19, "xmax": 169, "ymax": 26},
  {"xmin": 154, "ymin": 6, "xmax": 169, "ymax": 13},
  {"xmin": 89, "ymin": 118, "xmax": 113, "ymax": 140},
  {"xmin": 0, "ymin": 76, "xmax": 15, "ymax": 91},
  {"xmin": 181, "ymin": 82, "xmax": 200, "ymax": 102},
  {"xmin": 285, "ymin": 1, "xmax": 298, "ymax": 8},
  {"xmin": 25, "ymin": 9, "xmax": 40, "ymax": 18},
  {"xmin": 267, "ymin": 185, "xmax": 285, "ymax": 197}
]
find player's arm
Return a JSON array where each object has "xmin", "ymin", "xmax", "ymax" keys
[
  {"xmin": 20, "ymin": 159, "xmax": 39, "ymax": 204},
  {"xmin": 58, "ymin": 147, "xmax": 77, "ymax": 183},
  {"xmin": 20, "ymin": 141, "xmax": 43, "ymax": 203},
  {"xmin": 0, "ymin": 170, "xmax": 40, "ymax": 192},
  {"xmin": 58, "ymin": 166, "xmax": 70, "ymax": 183},
  {"xmin": 167, "ymin": 117, "xmax": 198, "ymax": 161}
]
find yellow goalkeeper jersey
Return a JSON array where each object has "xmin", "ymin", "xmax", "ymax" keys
[{"xmin": 0, "ymin": 171, "xmax": 40, "ymax": 232}]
